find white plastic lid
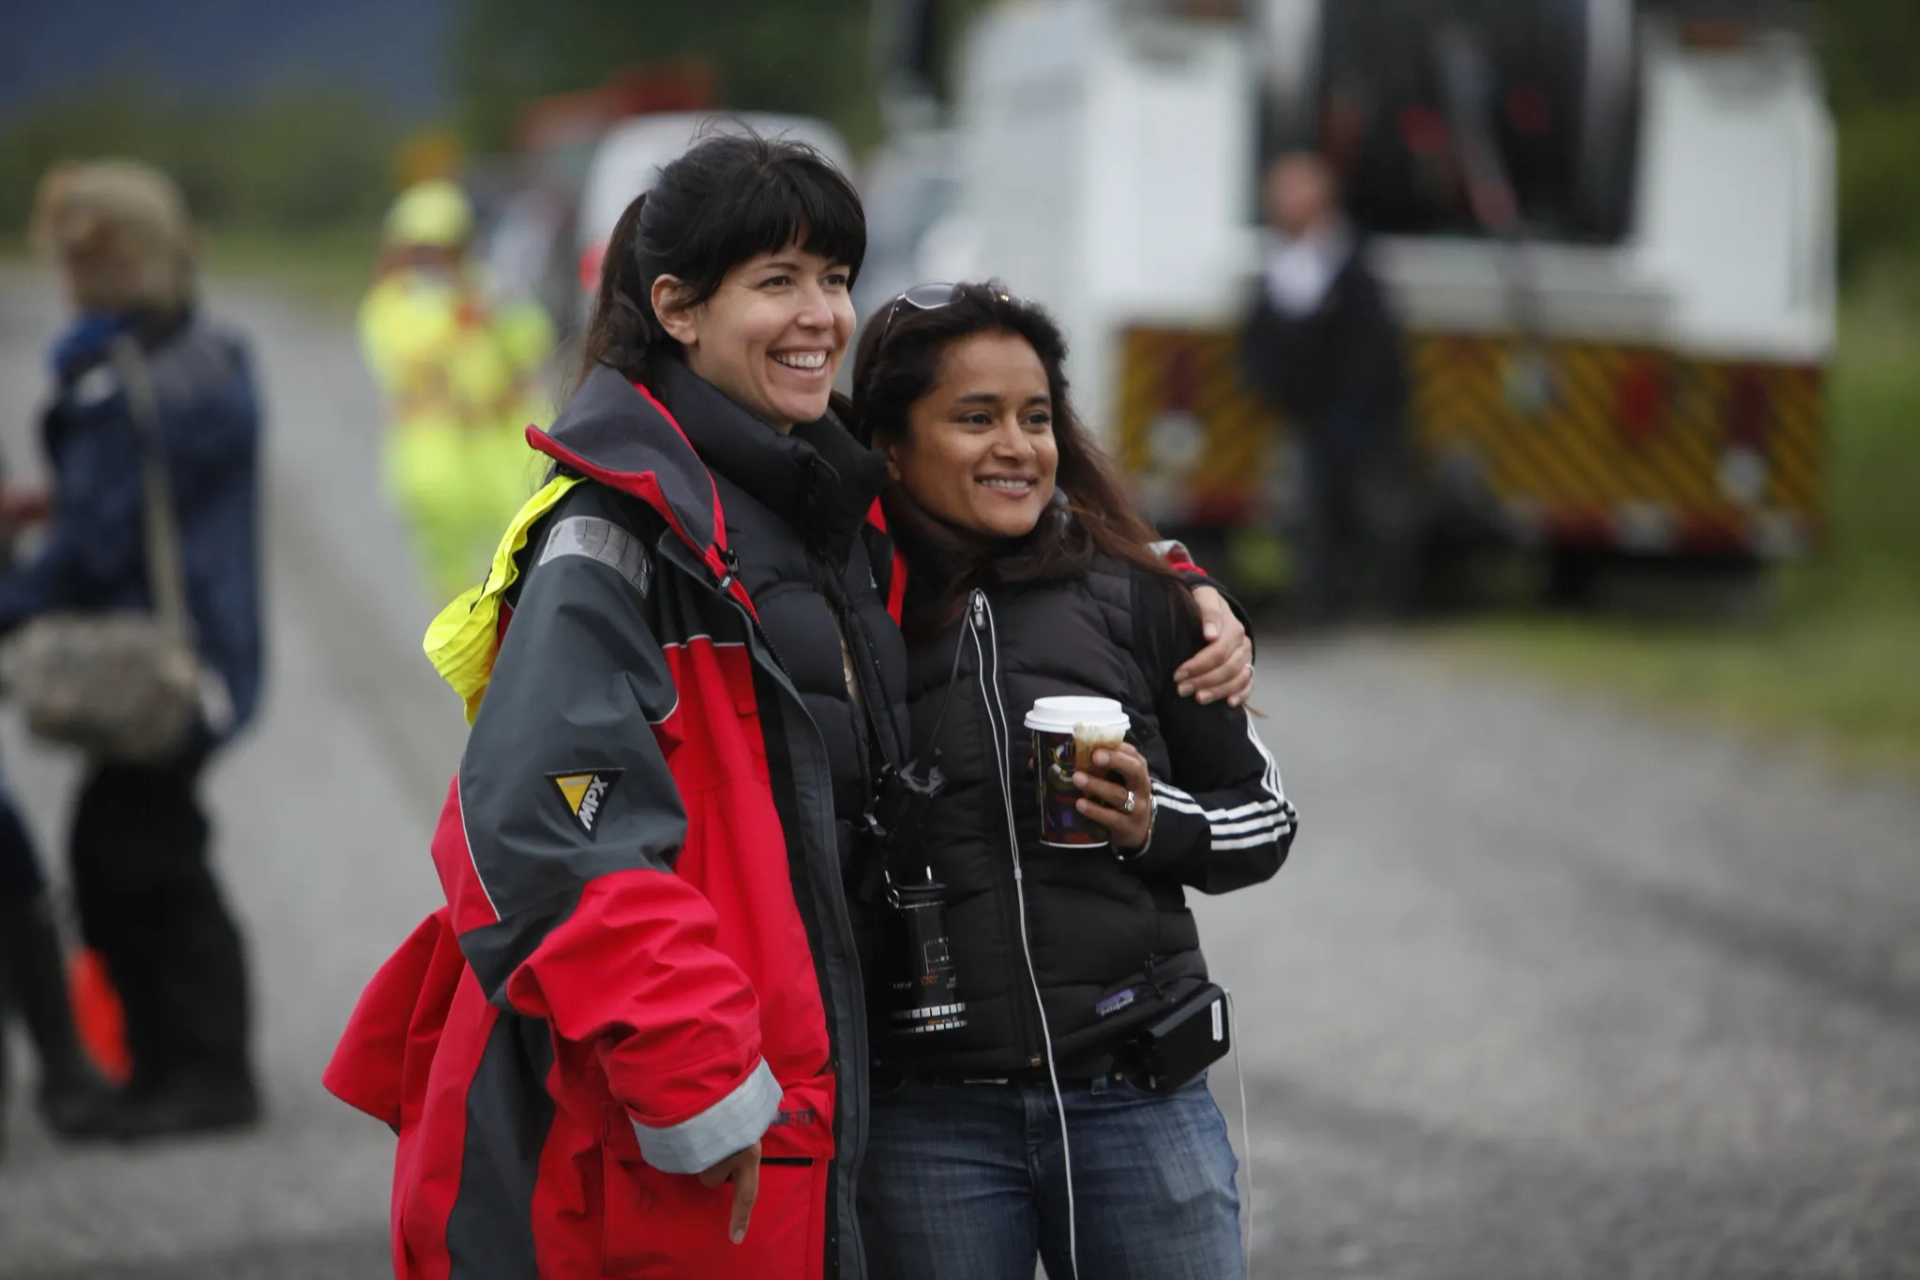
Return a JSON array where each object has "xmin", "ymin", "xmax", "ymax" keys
[{"xmin": 1023, "ymin": 695, "xmax": 1129, "ymax": 734}]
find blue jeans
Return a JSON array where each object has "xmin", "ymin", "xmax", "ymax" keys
[{"xmin": 858, "ymin": 1073, "xmax": 1244, "ymax": 1280}]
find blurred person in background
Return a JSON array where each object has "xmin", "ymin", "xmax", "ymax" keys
[
  {"xmin": 1240, "ymin": 151, "xmax": 1417, "ymax": 624},
  {"xmin": 359, "ymin": 179, "xmax": 555, "ymax": 602},
  {"xmin": 0, "ymin": 160, "xmax": 265, "ymax": 1140}
]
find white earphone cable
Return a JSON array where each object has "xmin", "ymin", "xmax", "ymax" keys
[
  {"xmin": 1225, "ymin": 986, "xmax": 1254, "ymax": 1274},
  {"xmin": 972, "ymin": 592, "xmax": 1078, "ymax": 1278}
]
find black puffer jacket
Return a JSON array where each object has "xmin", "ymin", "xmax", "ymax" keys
[
  {"xmin": 876, "ymin": 555, "xmax": 1295, "ymax": 1079},
  {"xmin": 653, "ymin": 360, "xmax": 910, "ymax": 855},
  {"xmin": 651, "ymin": 363, "xmax": 911, "ymax": 979}
]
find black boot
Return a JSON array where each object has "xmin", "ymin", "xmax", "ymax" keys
[
  {"xmin": 0, "ymin": 895, "xmax": 117, "ymax": 1139},
  {"xmin": 109, "ymin": 1072, "xmax": 261, "ymax": 1143}
]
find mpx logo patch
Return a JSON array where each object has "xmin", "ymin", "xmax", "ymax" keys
[{"xmin": 549, "ymin": 770, "xmax": 623, "ymax": 837}]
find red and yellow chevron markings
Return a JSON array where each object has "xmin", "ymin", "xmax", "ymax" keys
[{"xmin": 1115, "ymin": 324, "xmax": 1825, "ymax": 555}]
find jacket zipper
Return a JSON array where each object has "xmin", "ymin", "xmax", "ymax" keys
[
  {"xmin": 968, "ymin": 590, "xmax": 1047, "ymax": 1069},
  {"xmin": 721, "ymin": 549, "xmax": 790, "ymax": 679},
  {"xmin": 679, "ymin": 537, "xmax": 863, "ymax": 1278}
]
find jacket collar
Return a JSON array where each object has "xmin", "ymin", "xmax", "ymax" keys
[
  {"xmin": 51, "ymin": 306, "xmax": 193, "ymax": 385},
  {"xmin": 527, "ymin": 363, "xmax": 737, "ymax": 594},
  {"xmin": 652, "ymin": 358, "xmax": 889, "ymax": 563},
  {"xmin": 528, "ymin": 360, "xmax": 891, "ymax": 602}
]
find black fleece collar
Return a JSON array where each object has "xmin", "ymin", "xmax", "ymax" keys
[{"xmin": 652, "ymin": 357, "xmax": 889, "ymax": 561}]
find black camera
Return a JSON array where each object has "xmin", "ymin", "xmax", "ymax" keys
[
  {"xmin": 868, "ymin": 760, "xmax": 967, "ymax": 1037},
  {"xmin": 886, "ymin": 879, "xmax": 966, "ymax": 1035}
]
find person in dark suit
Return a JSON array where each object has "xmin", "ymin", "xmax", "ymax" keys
[{"xmin": 1240, "ymin": 152, "xmax": 1418, "ymax": 623}]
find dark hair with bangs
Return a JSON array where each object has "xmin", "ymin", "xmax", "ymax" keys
[
  {"xmin": 577, "ymin": 129, "xmax": 866, "ymax": 391},
  {"xmin": 850, "ymin": 282, "xmax": 1194, "ymax": 638}
]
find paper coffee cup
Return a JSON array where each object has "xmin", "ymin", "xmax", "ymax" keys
[{"xmin": 1024, "ymin": 696, "xmax": 1131, "ymax": 847}]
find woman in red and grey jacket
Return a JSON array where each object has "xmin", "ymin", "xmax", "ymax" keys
[{"xmin": 325, "ymin": 135, "xmax": 1254, "ymax": 1279}]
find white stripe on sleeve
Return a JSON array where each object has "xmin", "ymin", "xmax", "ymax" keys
[{"xmin": 1150, "ymin": 719, "xmax": 1292, "ymax": 855}]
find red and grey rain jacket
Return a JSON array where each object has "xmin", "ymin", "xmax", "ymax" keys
[{"xmin": 326, "ymin": 365, "xmax": 891, "ymax": 1278}]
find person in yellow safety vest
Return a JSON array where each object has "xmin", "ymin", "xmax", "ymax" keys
[{"xmin": 359, "ymin": 180, "xmax": 555, "ymax": 602}]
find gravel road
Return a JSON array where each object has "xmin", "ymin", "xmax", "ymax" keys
[{"xmin": 0, "ymin": 270, "xmax": 1914, "ymax": 1279}]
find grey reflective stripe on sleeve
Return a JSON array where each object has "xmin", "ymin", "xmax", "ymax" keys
[
  {"xmin": 630, "ymin": 1057, "xmax": 781, "ymax": 1174},
  {"xmin": 540, "ymin": 515, "xmax": 650, "ymax": 596}
]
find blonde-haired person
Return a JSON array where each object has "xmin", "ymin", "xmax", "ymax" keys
[
  {"xmin": 30, "ymin": 161, "xmax": 198, "ymax": 314},
  {"xmin": 0, "ymin": 160, "xmax": 264, "ymax": 1141},
  {"xmin": 359, "ymin": 179, "xmax": 555, "ymax": 602}
]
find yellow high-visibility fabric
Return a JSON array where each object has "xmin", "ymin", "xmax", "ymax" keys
[
  {"xmin": 384, "ymin": 180, "xmax": 473, "ymax": 249},
  {"xmin": 423, "ymin": 474, "xmax": 584, "ymax": 724},
  {"xmin": 359, "ymin": 270, "xmax": 556, "ymax": 598}
]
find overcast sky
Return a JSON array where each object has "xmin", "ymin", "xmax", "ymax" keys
[{"xmin": 0, "ymin": 0, "xmax": 459, "ymax": 119}]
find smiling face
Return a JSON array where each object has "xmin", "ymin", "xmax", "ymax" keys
[
  {"xmin": 652, "ymin": 243, "xmax": 855, "ymax": 430},
  {"xmin": 888, "ymin": 332, "xmax": 1059, "ymax": 539}
]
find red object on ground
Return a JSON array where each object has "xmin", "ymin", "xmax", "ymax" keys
[{"xmin": 69, "ymin": 947, "xmax": 131, "ymax": 1084}]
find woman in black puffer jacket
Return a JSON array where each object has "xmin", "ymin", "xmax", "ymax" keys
[{"xmin": 849, "ymin": 284, "xmax": 1297, "ymax": 1280}]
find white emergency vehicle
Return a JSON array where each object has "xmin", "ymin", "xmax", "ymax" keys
[{"xmin": 937, "ymin": 0, "xmax": 1833, "ymax": 563}]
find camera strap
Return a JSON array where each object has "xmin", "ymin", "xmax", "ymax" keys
[
  {"xmin": 811, "ymin": 547, "xmax": 906, "ymax": 836},
  {"xmin": 872, "ymin": 619, "xmax": 971, "ymax": 897}
]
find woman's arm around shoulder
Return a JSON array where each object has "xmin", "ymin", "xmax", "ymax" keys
[
  {"xmin": 450, "ymin": 483, "xmax": 779, "ymax": 1176},
  {"xmin": 1129, "ymin": 569, "xmax": 1297, "ymax": 895}
]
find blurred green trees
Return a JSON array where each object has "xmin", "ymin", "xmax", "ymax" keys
[
  {"xmin": 0, "ymin": 0, "xmax": 1911, "ymax": 271},
  {"xmin": 1823, "ymin": 0, "xmax": 1920, "ymax": 275},
  {"xmin": 450, "ymin": 0, "xmax": 1916, "ymax": 275},
  {"xmin": 453, "ymin": 0, "xmax": 877, "ymax": 151},
  {"xmin": 0, "ymin": 79, "xmax": 402, "ymax": 239}
]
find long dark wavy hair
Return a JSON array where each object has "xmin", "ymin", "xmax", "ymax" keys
[
  {"xmin": 575, "ymin": 129, "xmax": 866, "ymax": 395},
  {"xmin": 849, "ymin": 283, "xmax": 1192, "ymax": 637}
]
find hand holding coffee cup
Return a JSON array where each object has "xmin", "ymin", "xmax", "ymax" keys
[
  {"xmin": 1025, "ymin": 697, "xmax": 1146, "ymax": 848},
  {"xmin": 1071, "ymin": 741, "xmax": 1153, "ymax": 851}
]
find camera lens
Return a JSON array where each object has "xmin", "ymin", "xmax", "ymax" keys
[{"xmin": 888, "ymin": 881, "xmax": 967, "ymax": 1035}]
